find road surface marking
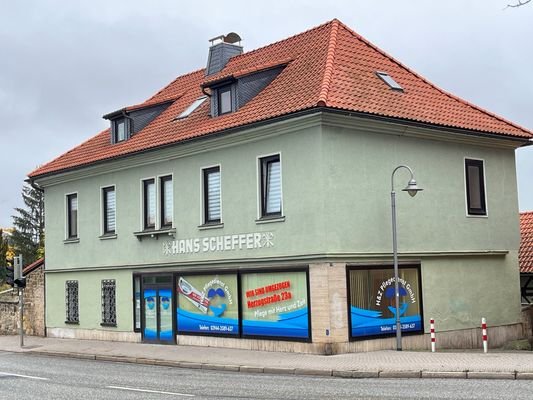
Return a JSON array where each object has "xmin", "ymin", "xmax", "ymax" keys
[
  {"xmin": 107, "ymin": 385, "xmax": 194, "ymax": 397},
  {"xmin": 0, "ymin": 371, "xmax": 49, "ymax": 381}
]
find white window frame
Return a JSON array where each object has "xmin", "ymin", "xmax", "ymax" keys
[
  {"xmin": 200, "ymin": 164, "xmax": 223, "ymax": 227},
  {"xmin": 64, "ymin": 191, "xmax": 79, "ymax": 241},
  {"xmin": 463, "ymin": 157, "xmax": 488, "ymax": 218},
  {"xmin": 256, "ymin": 152, "xmax": 283, "ymax": 220},
  {"xmin": 100, "ymin": 185, "xmax": 117, "ymax": 237},
  {"xmin": 139, "ymin": 174, "xmax": 174, "ymax": 231},
  {"xmin": 159, "ymin": 173, "xmax": 174, "ymax": 229}
]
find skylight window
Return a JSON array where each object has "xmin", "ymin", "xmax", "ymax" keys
[
  {"xmin": 176, "ymin": 96, "xmax": 207, "ymax": 119},
  {"xmin": 376, "ymin": 71, "xmax": 403, "ymax": 91}
]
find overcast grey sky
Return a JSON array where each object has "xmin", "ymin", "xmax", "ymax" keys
[{"xmin": 0, "ymin": 0, "xmax": 532, "ymax": 227}]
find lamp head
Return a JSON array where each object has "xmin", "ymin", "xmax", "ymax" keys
[{"xmin": 402, "ymin": 179, "xmax": 423, "ymax": 197}]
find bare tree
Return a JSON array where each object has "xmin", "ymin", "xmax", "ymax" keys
[{"xmin": 506, "ymin": 0, "xmax": 531, "ymax": 7}]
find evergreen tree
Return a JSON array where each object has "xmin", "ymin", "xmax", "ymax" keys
[
  {"xmin": 0, "ymin": 229, "xmax": 8, "ymax": 283},
  {"xmin": 11, "ymin": 184, "xmax": 44, "ymax": 266}
]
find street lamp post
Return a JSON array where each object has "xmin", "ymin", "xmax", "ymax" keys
[{"xmin": 391, "ymin": 165, "xmax": 423, "ymax": 351}]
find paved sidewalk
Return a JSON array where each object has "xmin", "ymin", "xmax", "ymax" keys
[{"xmin": 1, "ymin": 335, "xmax": 532, "ymax": 380}]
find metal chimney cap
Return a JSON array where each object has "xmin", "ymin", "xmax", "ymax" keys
[{"xmin": 209, "ymin": 32, "xmax": 242, "ymax": 46}]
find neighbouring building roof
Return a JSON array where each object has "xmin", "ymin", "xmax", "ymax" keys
[
  {"xmin": 29, "ymin": 19, "xmax": 533, "ymax": 179},
  {"xmin": 23, "ymin": 257, "xmax": 44, "ymax": 275},
  {"xmin": 520, "ymin": 212, "xmax": 533, "ymax": 274}
]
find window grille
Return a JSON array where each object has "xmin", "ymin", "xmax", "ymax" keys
[
  {"xmin": 65, "ymin": 280, "xmax": 79, "ymax": 323},
  {"xmin": 101, "ymin": 279, "xmax": 117, "ymax": 326}
]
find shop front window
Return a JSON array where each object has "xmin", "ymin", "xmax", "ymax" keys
[{"xmin": 348, "ymin": 265, "xmax": 423, "ymax": 339}]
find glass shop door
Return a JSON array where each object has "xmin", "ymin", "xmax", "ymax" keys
[{"xmin": 142, "ymin": 275, "xmax": 175, "ymax": 344}]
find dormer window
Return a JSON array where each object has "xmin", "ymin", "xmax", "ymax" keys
[
  {"xmin": 218, "ymin": 86, "xmax": 233, "ymax": 115},
  {"xmin": 116, "ymin": 119, "xmax": 126, "ymax": 142},
  {"xmin": 112, "ymin": 118, "xmax": 130, "ymax": 143}
]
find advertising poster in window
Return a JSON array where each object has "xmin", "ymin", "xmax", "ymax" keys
[
  {"xmin": 349, "ymin": 267, "xmax": 422, "ymax": 338},
  {"xmin": 159, "ymin": 289, "xmax": 173, "ymax": 341},
  {"xmin": 143, "ymin": 289, "xmax": 157, "ymax": 340},
  {"xmin": 177, "ymin": 274, "xmax": 239, "ymax": 336},
  {"xmin": 241, "ymin": 271, "xmax": 309, "ymax": 339}
]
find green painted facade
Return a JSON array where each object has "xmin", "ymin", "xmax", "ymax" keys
[{"xmin": 38, "ymin": 113, "xmax": 523, "ymax": 337}]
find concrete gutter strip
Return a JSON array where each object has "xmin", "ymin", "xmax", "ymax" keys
[{"xmin": 10, "ymin": 349, "xmax": 533, "ymax": 380}]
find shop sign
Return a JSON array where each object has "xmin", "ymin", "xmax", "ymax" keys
[
  {"xmin": 349, "ymin": 267, "xmax": 423, "ymax": 338},
  {"xmin": 163, "ymin": 231, "xmax": 274, "ymax": 256}
]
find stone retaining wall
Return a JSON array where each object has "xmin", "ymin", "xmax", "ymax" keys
[{"xmin": 0, "ymin": 264, "xmax": 45, "ymax": 336}]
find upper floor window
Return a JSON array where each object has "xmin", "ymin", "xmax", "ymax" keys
[
  {"xmin": 112, "ymin": 118, "xmax": 129, "ymax": 143},
  {"xmin": 465, "ymin": 158, "xmax": 487, "ymax": 216},
  {"xmin": 160, "ymin": 175, "xmax": 173, "ymax": 228},
  {"xmin": 66, "ymin": 193, "xmax": 78, "ymax": 239},
  {"xmin": 102, "ymin": 186, "xmax": 116, "ymax": 235},
  {"xmin": 260, "ymin": 154, "xmax": 282, "ymax": 217},
  {"xmin": 203, "ymin": 166, "xmax": 221, "ymax": 224},
  {"xmin": 218, "ymin": 86, "xmax": 232, "ymax": 115},
  {"xmin": 143, "ymin": 178, "xmax": 156, "ymax": 230}
]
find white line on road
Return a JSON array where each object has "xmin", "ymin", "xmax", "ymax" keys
[
  {"xmin": 107, "ymin": 385, "xmax": 194, "ymax": 397},
  {"xmin": 0, "ymin": 371, "xmax": 49, "ymax": 381}
]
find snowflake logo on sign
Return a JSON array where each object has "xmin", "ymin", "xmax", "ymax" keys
[
  {"xmin": 163, "ymin": 242, "xmax": 172, "ymax": 256},
  {"xmin": 262, "ymin": 232, "xmax": 274, "ymax": 248}
]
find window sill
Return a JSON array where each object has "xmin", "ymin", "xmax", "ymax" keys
[
  {"xmin": 63, "ymin": 238, "xmax": 80, "ymax": 244},
  {"xmin": 133, "ymin": 228, "xmax": 176, "ymax": 241},
  {"xmin": 65, "ymin": 321, "xmax": 79, "ymax": 325},
  {"xmin": 99, "ymin": 233, "xmax": 117, "ymax": 240},
  {"xmin": 256, "ymin": 215, "xmax": 285, "ymax": 224},
  {"xmin": 198, "ymin": 222, "xmax": 224, "ymax": 231},
  {"xmin": 466, "ymin": 214, "xmax": 488, "ymax": 219},
  {"xmin": 100, "ymin": 322, "xmax": 117, "ymax": 327}
]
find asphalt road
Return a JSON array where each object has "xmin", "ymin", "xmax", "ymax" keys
[{"xmin": 0, "ymin": 351, "xmax": 531, "ymax": 400}]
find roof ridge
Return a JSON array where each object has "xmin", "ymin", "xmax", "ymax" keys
[
  {"xmin": 317, "ymin": 19, "xmax": 340, "ymax": 107},
  {"xmin": 226, "ymin": 19, "xmax": 336, "ymax": 64},
  {"xmin": 336, "ymin": 20, "xmax": 533, "ymax": 137}
]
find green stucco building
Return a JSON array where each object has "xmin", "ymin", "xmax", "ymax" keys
[{"xmin": 29, "ymin": 20, "xmax": 532, "ymax": 353}]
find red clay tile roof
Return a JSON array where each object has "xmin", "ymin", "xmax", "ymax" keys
[
  {"xmin": 520, "ymin": 212, "xmax": 533, "ymax": 274},
  {"xmin": 29, "ymin": 19, "xmax": 533, "ymax": 179},
  {"xmin": 23, "ymin": 257, "xmax": 44, "ymax": 275}
]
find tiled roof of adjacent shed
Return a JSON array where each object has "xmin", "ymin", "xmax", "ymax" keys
[
  {"xmin": 520, "ymin": 212, "xmax": 533, "ymax": 274},
  {"xmin": 29, "ymin": 19, "xmax": 532, "ymax": 178}
]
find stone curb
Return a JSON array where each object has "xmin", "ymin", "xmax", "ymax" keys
[
  {"xmin": 11, "ymin": 349, "xmax": 533, "ymax": 380},
  {"xmin": 421, "ymin": 371, "xmax": 467, "ymax": 379},
  {"xmin": 466, "ymin": 371, "xmax": 516, "ymax": 380}
]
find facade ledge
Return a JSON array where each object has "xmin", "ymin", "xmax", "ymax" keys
[
  {"xmin": 133, "ymin": 228, "xmax": 176, "ymax": 241},
  {"xmin": 99, "ymin": 234, "xmax": 118, "ymax": 240},
  {"xmin": 63, "ymin": 238, "xmax": 80, "ymax": 244},
  {"xmin": 255, "ymin": 215, "xmax": 285, "ymax": 224},
  {"xmin": 100, "ymin": 323, "xmax": 117, "ymax": 328},
  {"xmin": 64, "ymin": 321, "xmax": 79, "ymax": 325},
  {"xmin": 198, "ymin": 222, "xmax": 224, "ymax": 231}
]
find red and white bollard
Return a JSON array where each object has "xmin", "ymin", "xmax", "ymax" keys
[
  {"xmin": 430, "ymin": 318, "xmax": 436, "ymax": 352},
  {"xmin": 481, "ymin": 317, "xmax": 488, "ymax": 353}
]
